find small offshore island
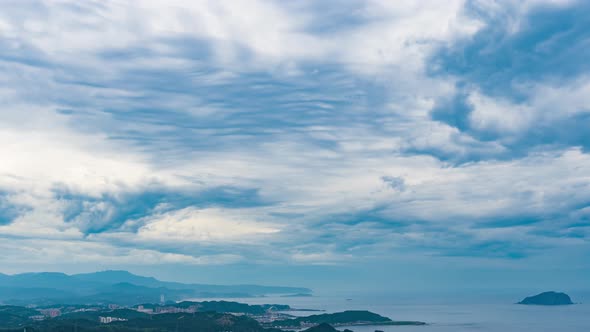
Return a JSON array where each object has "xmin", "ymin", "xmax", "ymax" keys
[{"xmin": 518, "ymin": 291, "xmax": 574, "ymax": 306}]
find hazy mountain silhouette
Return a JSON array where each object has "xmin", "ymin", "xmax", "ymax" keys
[{"xmin": 0, "ymin": 270, "xmax": 311, "ymax": 305}]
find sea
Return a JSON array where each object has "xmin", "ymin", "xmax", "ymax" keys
[{"xmin": 191, "ymin": 290, "xmax": 590, "ymax": 332}]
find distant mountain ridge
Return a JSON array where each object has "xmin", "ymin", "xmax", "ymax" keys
[
  {"xmin": 0, "ymin": 270, "xmax": 311, "ymax": 306},
  {"xmin": 72, "ymin": 270, "xmax": 310, "ymax": 294}
]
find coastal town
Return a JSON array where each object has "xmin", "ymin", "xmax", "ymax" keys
[
  {"xmin": 16, "ymin": 300, "xmax": 305, "ymax": 325},
  {"xmin": 1, "ymin": 299, "xmax": 422, "ymax": 330}
]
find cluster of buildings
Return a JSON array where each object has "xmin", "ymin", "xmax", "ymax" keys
[
  {"xmin": 38, "ymin": 308, "xmax": 61, "ymax": 318},
  {"xmin": 132, "ymin": 304, "xmax": 288, "ymax": 324},
  {"xmin": 29, "ymin": 308, "xmax": 64, "ymax": 320},
  {"xmin": 135, "ymin": 305, "xmax": 153, "ymax": 314},
  {"xmin": 251, "ymin": 312, "xmax": 293, "ymax": 323},
  {"xmin": 99, "ymin": 316, "xmax": 128, "ymax": 324},
  {"xmin": 135, "ymin": 304, "xmax": 200, "ymax": 314},
  {"xmin": 24, "ymin": 300, "xmax": 289, "ymax": 326},
  {"xmin": 28, "ymin": 306, "xmax": 103, "ymax": 321}
]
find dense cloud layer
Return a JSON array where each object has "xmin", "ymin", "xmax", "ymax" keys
[{"xmin": 0, "ymin": 0, "xmax": 588, "ymax": 287}]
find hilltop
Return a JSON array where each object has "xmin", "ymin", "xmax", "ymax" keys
[{"xmin": 268, "ymin": 310, "xmax": 426, "ymax": 328}]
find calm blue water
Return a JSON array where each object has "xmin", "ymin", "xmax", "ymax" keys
[{"xmin": 191, "ymin": 291, "xmax": 590, "ymax": 331}]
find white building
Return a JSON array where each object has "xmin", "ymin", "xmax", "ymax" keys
[{"xmin": 99, "ymin": 316, "xmax": 128, "ymax": 324}]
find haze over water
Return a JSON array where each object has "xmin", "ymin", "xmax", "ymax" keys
[{"xmin": 193, "ymin": 291, "xmax": 590, "ymax": 332}]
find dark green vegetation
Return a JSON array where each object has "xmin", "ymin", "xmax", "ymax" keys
[
  {"xmin": 57, "ymin": 309, "xmax": 151, "ymax": 321},
  {"xmin": 0, "ymin": 301, "xmax": 310, "ymax": 330},
  {"xmin": 300, "ymin": 324, "xmax": 354, "ymax": 332},
  {"xmin": 0, "ymin": 302, "xmax": 426, "ymax": 332},
  {"xmin": 0, "ymin": 306, "xmax": 42, "ymax": 327},
  {"xmin": 268, "ymin": 310, "xmax": 426, "ymax": 328},
  {"xmin": 0, "ymin": 311, "xmax": 284, "ymax": 332},
  {"xmin": 518, "ymin": 291, "xmax": 574, "ymax": 305},
  {"xmin": 0, "ymin": 270, "xmax": 310, "ymax": 305},
  {"xmin": 301, "ymin": 323, "xmax": 339, "ymax": 332},
  {"xmin": 0, "ymin": 301, "xmax": 296, "ymax": 325},
  {"xmin": 0, "ymin": 303, "xmax": 338, "ymax": 332},
  {"xmin": 170, "ymin": 301, "xmax": 291, "ymax": 314}
]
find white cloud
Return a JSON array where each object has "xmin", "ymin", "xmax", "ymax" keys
[
  {"xmin": 340, "ymin": 0, "xmax": 482, "ymax": 73},
  {"xmin": 133, "ymin": 207, "xmax": 280, "ymax": 243},
  {"xmin": 0, "ymin": 238, "xmax": 241, "ymax": 268},
  {"xmin": 465, "ymin": 77, "xmax": 590, "ymax": 139},
  {"xmin": 468, "ymin": 90, "xmax": 533, "ymax": 135},
  {"xmin": 290, "ymin": 251, "xmax": 353, "ymax": 265},
  {"xmin": 0, "ymin": 0, "xmax": 484, "ymax": 75}
]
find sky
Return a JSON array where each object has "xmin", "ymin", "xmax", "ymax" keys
[{"xmin": 0, "ymin": 0, "xmax": 589, "ymax": 293}]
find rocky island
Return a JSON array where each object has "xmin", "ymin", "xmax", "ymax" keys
[{"xmin": 518, "ymin": 291, "xmax": 574, "ymax": 305}]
